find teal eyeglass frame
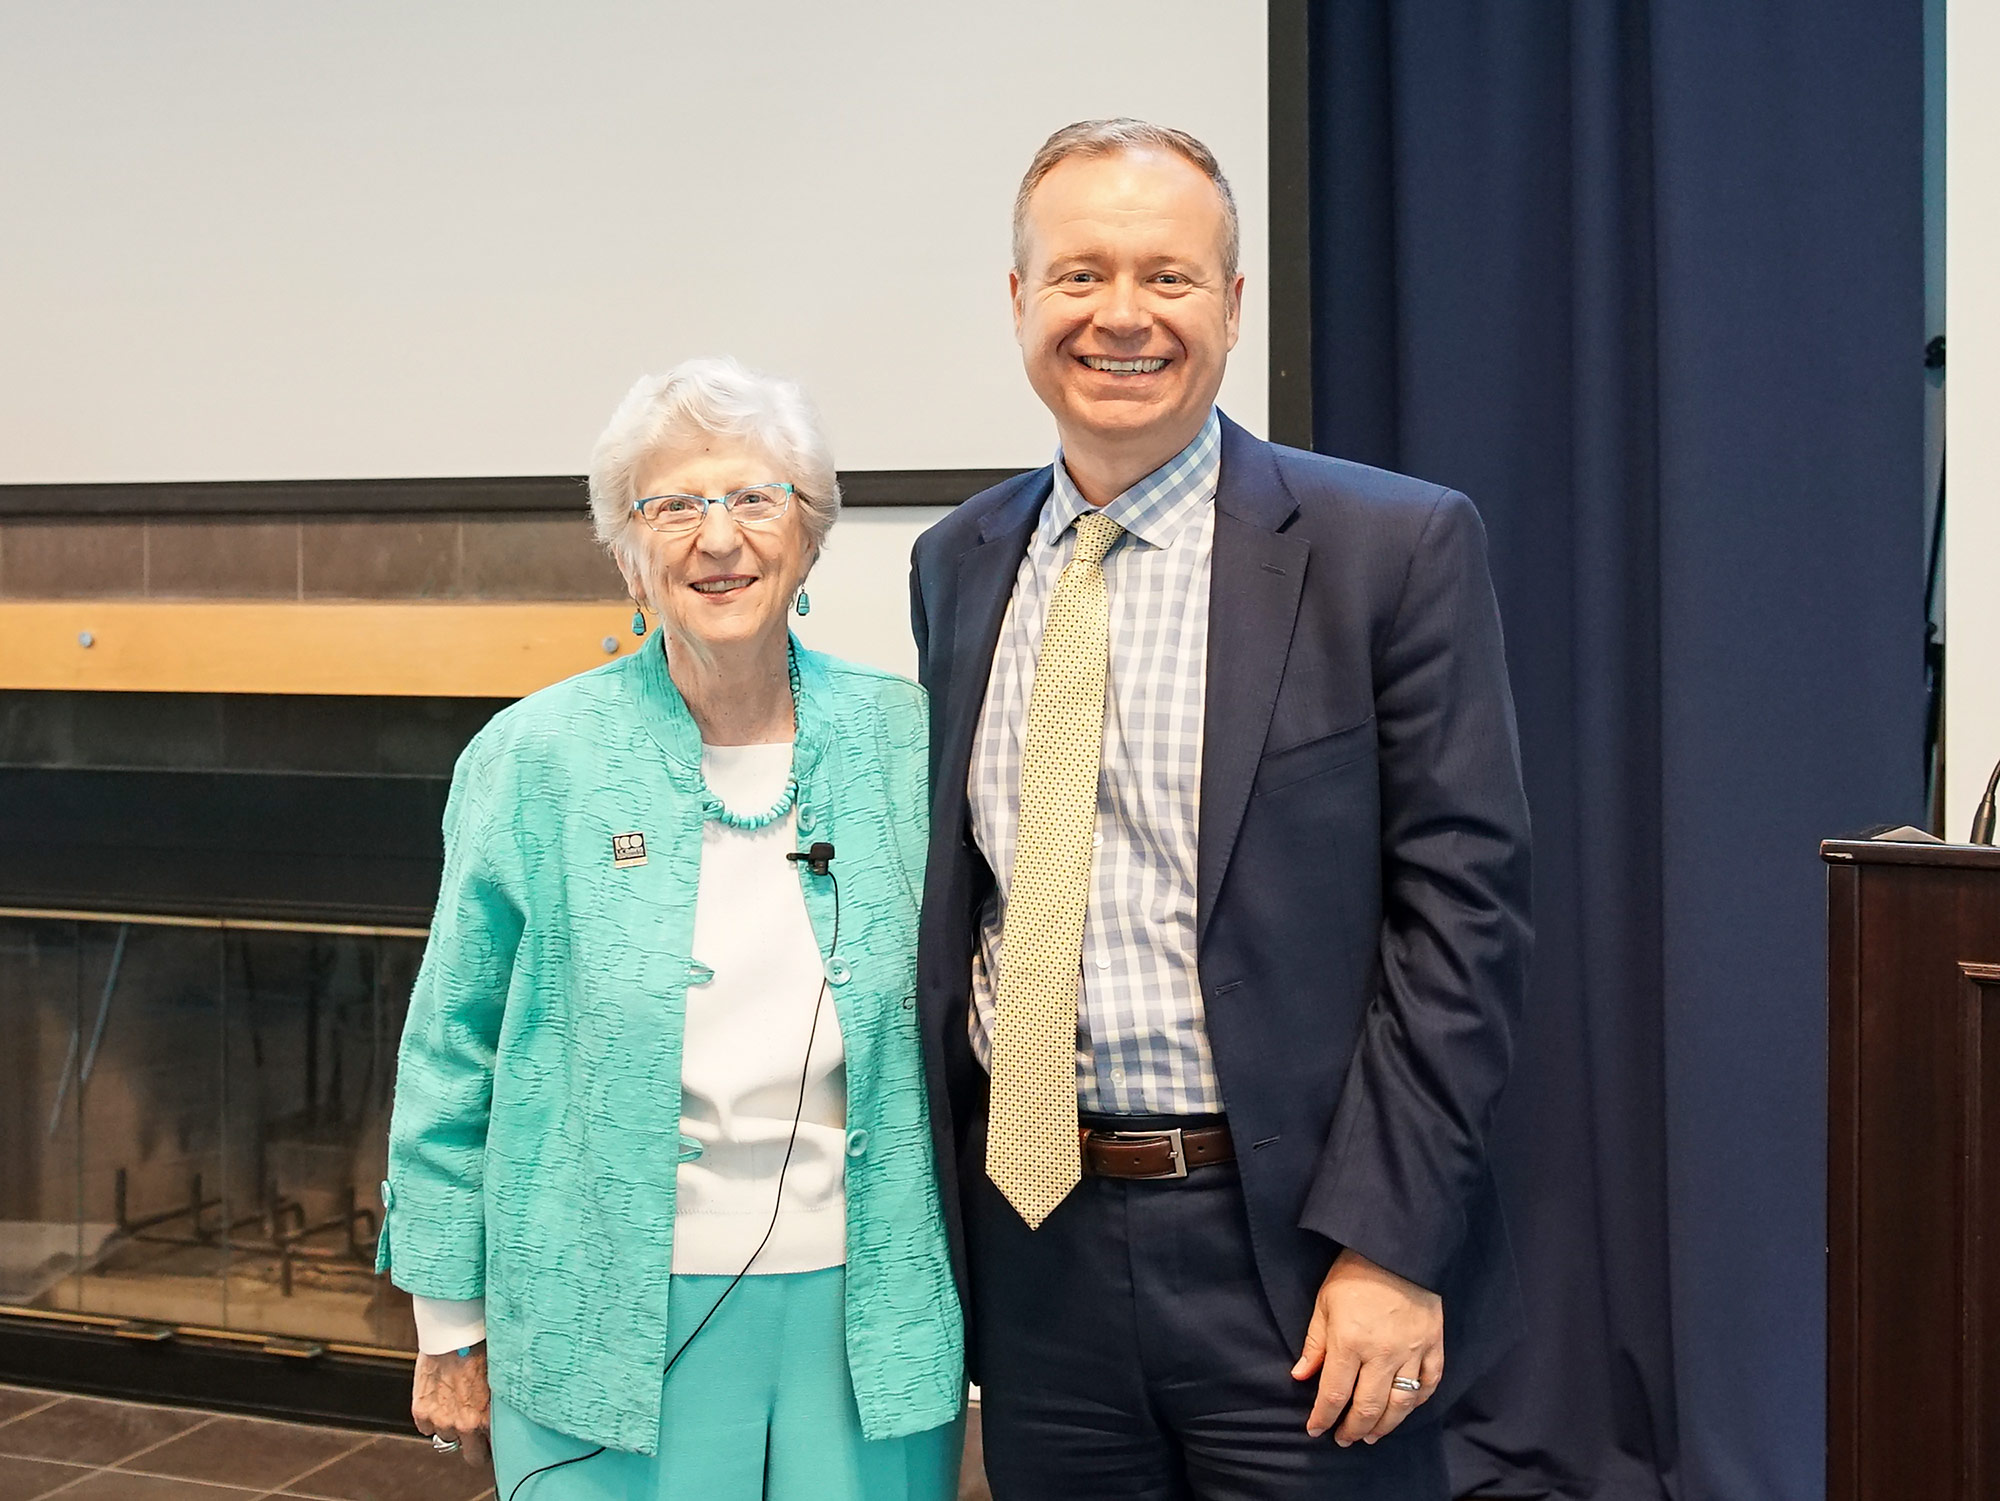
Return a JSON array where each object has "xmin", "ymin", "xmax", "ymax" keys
[{"xmin": 631, "ymin": 482, "xmax": 794, "ymax": 532}]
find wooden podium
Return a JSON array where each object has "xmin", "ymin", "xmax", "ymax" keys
[{"xmin": 1823, "ymin": 839, "xmax": 2000, "ymax": 1501}]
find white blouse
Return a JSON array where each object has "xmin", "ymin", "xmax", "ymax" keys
[{"xmin": 411, "ymin": 740, "xmax": 846, "ymax": 1355}]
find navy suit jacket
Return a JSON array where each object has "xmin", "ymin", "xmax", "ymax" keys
[{"xmin": 908, "ymin": 414, "xmax": 1533, "ymax": 1409}]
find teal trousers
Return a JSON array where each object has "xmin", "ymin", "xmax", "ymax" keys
[{"xmin": 491, "ymin": 1267, "xmax": 963, "ymax": 1501}]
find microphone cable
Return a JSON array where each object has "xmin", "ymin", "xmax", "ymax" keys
[{"xmin": 505, "ymin": 861, "xmax": 841, "ymax": 1501}]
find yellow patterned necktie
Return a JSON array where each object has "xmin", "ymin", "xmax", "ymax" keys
[{"xmin": 986, "ymin": 509, "xmax": 1124, "ymax": 1228}]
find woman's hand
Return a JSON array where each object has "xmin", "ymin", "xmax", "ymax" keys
[{"xmin": 412, "ymin": 1346, "xmax": 491, "ymax": 1468}]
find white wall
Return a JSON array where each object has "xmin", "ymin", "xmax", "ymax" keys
[
  {"xmin": 0, "ymin": 1, "xmax": 1269, "ymax": 484},
  {"xmin": 791, "ymin": 508, "xmax": 948, "ymax": 679},
  {"xmin": 1947, "ymin": 1, "xmax": 2000, "ymax": 834}
]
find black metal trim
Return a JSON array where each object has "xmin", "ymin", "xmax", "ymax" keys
[
  {"xmin": 839, "ymin": 469, "xmax": 1024, "ymax": 507},
  {"xmin": 0, "ymin": 1314, "xmax": 412, "ymax": 1432},
  {"xmin": 1267, "ymin": 0, "xmax": 1314, "ymax": 450},
  {"xmin": 0, "ymin": 469, "xmax": 1024, "ymax": 520},
  {"xmin": 0, "ymin": 883, "xmax": 435, "ymax": 933}
]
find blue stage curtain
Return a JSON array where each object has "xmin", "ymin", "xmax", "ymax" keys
[{"xmin": 1307, "ymin": 5, "xmax": 1923, "ymax": 1497}]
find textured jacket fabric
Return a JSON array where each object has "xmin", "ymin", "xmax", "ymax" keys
[
  {"xmin": 911, "ymin": 415, "xmax": 1533, "ymax": 1414},
  {"xmin": 378, "ymin": 636, "xmax": 962, "ymax": 1455}
]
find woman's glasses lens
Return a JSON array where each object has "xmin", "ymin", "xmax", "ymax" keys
[
  {"xmin": 636, "ymin": 485, "xmax": 790, "ymax": 532},
  {"xmin": 726, "ymin": 486, "xmax": 787, "ymax": 521}
]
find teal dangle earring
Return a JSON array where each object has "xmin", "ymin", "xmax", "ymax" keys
[
  {"xmin": 630, "ymin": 604, "xmax": 646, "ymax": 637},
  {"xmin": 794, "ymin": 589, "xmax": 811, "ymax": 617}
]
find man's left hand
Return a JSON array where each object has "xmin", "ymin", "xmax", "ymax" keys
[{"xmin": 1290, "ymin": 1247, "xmax": 1444, "ymax": 1445}]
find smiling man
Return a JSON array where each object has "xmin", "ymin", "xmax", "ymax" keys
[{"xmin": 909, "ymin": 120, "xmax": 1533, "ymax": 1500}]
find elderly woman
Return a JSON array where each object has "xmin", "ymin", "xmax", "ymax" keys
[{"xmin": 376, "ymin": 356, "xmax": 963, "ymax": 1500}]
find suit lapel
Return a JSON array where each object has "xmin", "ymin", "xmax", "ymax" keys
[
  {"xmin": 1198, "ymin": 419, "xmax": 1307, "ymax": 947},
  {"xmin": 937, "ymin": 471, "xmax": 1050, "ymax": 834}
]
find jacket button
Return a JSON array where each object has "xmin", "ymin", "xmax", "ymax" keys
[
  {"xmin": 798, "ymin": 804, "xmax": 815, "ymax": 831},
  {"xmin": 826, "ymin": 957, "xmax": 852, "ymax": 985},
  {"xmin": 688, "ymin": 960, "xmax": 715, "ymax": 986},
  {"xmin": 379, "ymin": 1180, "xmax": 394, "ymax": 1208},
  {"xmin": 678, "ymin": 1135, "xmax": 705, "ymax": 1163},
  {"xmin": 845, "ymin": 1129, "xmax": 870, "ymax": 1158}
]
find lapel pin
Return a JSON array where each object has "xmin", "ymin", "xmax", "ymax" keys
[{"xmin": 612, "ymin": 832, "xmax": 648, "ymax": 869}]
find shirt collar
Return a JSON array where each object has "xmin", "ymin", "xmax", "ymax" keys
[{"xmin": 1041, "ymin": 408, "xmax": 1222, "ymax": 552}]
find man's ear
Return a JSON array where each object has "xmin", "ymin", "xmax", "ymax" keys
[
  {"xmin": 1225, "ymin": 274, "xmax": 1246, "ymax": 351},
  {"xmin": 1010, "ymin": 268, "xmax": 1026, "ymax": 344}
]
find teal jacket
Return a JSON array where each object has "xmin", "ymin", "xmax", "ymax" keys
[{"xmin": 378, "ymin": 636, "xmax": 963, "ymax": 1454}]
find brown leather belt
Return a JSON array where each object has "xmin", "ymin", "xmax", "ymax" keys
[{"xmin": 1079, "ymin": 1124, "xmax": 1234, "ymax": 1180}]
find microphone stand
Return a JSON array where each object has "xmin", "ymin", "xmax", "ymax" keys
[{"xmin": 1973, "ymin": 756, "xmax": 2000, "ymax": 845}]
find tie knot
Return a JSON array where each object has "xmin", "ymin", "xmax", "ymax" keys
[{"xmin": 1071, "ymin": 511, "xmax": 1124, "ymax": 568}]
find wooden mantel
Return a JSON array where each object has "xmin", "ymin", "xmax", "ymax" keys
[{"xmin": 0, "ymin": 600, "xmax": 641, "ymax": 697}]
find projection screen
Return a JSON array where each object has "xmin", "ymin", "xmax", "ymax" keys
[{"xmin": 0, "ymin": 1, "xmax": 1279, "ymax": 675}]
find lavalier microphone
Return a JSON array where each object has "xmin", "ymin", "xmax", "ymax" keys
[{"xmin": 786, "ymin": 841, "xmax": 837, "ymax": 876}]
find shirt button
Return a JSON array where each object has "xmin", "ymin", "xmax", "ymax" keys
[
  {"xmin": 1112, "ymin": 1069, "xmax": 1125, "ymax": 1082},
  {"xmin": 826, "ymin": 957, "xmax": 852, "ymax": 985},
  {"xmin": 1095, "ymin": 955, "xmax": 1112, "ymax": 971},
  {"xmin": 1092, "ymin": 831, "xmax": 1104, "ymax": 848}
]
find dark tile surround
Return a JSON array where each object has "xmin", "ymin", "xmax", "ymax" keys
[
  {"xmin": 0, "ymin": 526, "xmax": 148, "ymax": 599},
  {"xmin": 0, "ymin": 517, "xmax": 622, "ymax": 602},
  {"xmin": 297, "ymin": 521, "xmax": 458, "ymax": 600},
  {"xmin": 145, "ymin": 522, "xmax": 300, "ymax": 599}
]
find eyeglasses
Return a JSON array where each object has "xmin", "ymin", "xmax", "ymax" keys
[{"xmin": 631, "ymin": 483, "xmax": 793, "ymax": 534}]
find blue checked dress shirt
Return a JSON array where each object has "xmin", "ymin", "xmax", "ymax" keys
[{"xmin": 968, "ymin": 409, "xmax": 1223, "ymax": 1115}]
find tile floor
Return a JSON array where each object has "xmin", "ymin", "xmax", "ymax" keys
[
  {"xmin": 0, "ymin": 1385, "xmax": 492, "ymax": 1501},
  {"xmin": 0, "ymin": 1384, "xmax": 993, "ymax": 1501}
]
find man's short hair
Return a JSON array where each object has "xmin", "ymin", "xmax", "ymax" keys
[{"xmin": 1012, "ymin": 118, "xmax": 1240, "ymax": 281}]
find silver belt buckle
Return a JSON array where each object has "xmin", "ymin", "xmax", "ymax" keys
[{"xmin": 1106, "ymin": 1126, "xmax": 1188, "ymax": 1180}]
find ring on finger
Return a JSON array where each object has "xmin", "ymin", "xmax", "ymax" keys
[
  {"xmin": 1391, "ymin": 1375, "xmax": 1423, "ymax": 1394},
  {"xmin": 431, "ymin": 1434, "xmax": 461, "ymax": 1454}
]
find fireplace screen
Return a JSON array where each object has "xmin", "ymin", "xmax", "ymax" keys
[{"xmin": 1, "ymin": 909, "xmax": 423, "ymax": 1353}]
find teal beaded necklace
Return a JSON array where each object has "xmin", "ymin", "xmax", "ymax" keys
[{"xmin": 696, "ymin": 643, "xmax": 803, "ymax": 832}]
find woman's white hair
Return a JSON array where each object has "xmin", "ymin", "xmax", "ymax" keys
[{"xmin": 588, "ymin": 356, "xmax": 841, "ymax": 563}]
